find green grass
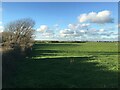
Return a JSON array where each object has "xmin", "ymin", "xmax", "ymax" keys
[{"xmin": 3, "ymin": 42, "xmax": 119, "ymax": 88}]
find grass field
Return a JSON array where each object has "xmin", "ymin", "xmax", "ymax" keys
[{"xmin": 3, "ymin": 42, "xmax": 119, "ymax": 88}]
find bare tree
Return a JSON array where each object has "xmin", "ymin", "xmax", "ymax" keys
[{"xmin": 3, "ymin": 18, "xmax": 35, "ymax": 52}]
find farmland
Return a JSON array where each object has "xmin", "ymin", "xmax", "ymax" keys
[{"xmin": 3, "ymin": 42, "xmax": 119, "ymax": 88}]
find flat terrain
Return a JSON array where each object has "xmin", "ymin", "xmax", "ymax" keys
[{"xmin": 3, "ymin": 42, "xmax": 118, "ymax": 88}]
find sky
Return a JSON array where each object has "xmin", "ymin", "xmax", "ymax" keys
[{"xmin": 1, "ymin": 2, "xmax": 119, "ymax": 41}]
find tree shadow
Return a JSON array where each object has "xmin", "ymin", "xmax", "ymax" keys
[
  {"xmin": 31, "ymin": 49, "xmax": 63, "ymax": 57},
  {"xmin": 31, "ymin": 49, "xmax": 119, "ymax": 58},
  {"xmin": 29, "ymin": 56, "xmax": 118, "ymax": 88},
  {"xmin": 2, "ymin": 43, "xmax": 118, "ymax": 88},
  {"xmin": 2, "ymin": 56, "xmax": 118, "ymax": 88}
]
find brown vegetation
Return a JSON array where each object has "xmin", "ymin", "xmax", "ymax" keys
[{"xmin": 2, "ymin": 18, "xmax": 35, "ymax": 56}]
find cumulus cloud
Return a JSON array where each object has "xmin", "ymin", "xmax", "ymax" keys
[
  {"xmin": 42, "ymin": 32, "xmax": 53, "ymax": 38},
  {"xmin": 60, "ymin": 29, "xmax": 74, "ymax": 37},
  {"xmin": 80, "ymin": 23, "xmax": 90, "ymax": 28},
  {"xmin": 78, "ymin": 10, "xmax": 113, "ymax": 24},
  {"xmin": 59, "ymin": 28, "xmax": 88, "ymax": 38},
  {"xmin": 35, "ymin": 24, "xmax": 57, "ymax": 40},
  {"xmin": 84, "ymin": 28, "xmax": 117, "ymax": 41},
  {"xmin": 35, "ymin": 24, "xmax": 117, "ymax": 41},
  {"xmin": 59, "ymin": 27, "xmax": 104, "ymax": 38},
  {"xmin": 68, "ymin": 23, "xmax": 90, "ymax": 30},
  {"xmin": 0, "ymin": 26, "xmax": 4, "ymax": 32},
  {"xmin": 99, "ymin": 29, "xmax": 105, "ymax": 32},
  {"xmin": 37, "ymin": 25, "xmax": 48, "ymax": 32},
  {"xmin": 44, "ymin": 30, "xmax": 54, "ymax": 37},
  {"xmin": 80, "ymin": 30, "xmax": 86, "ymax": 33},
  {"xmin": 68, "ymin": 24, "xmax": 76, "ymax": 30},
  {"xmin": 87, "ymin": 28, "xmax": 113, "ymax": 37}
]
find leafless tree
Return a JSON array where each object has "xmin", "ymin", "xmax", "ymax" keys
[{"xmin": 3, "ymin": 18, "xmax": 35, "ymax": 52}]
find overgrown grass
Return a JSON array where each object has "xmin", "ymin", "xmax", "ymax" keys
[{"xmin": 3, "ymin": 42, "xmax": 119, "ymax": 88}]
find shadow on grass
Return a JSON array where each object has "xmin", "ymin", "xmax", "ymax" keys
[
  {"xmin": 32, "ymin": 43, "xmax": 119, "ymax": 57},
  {"xmin": 2, "ymin": 56, "xmax": 118, "ymax": 88},
  {"xmin": 31, "ymin": 49, "xmax": 118, "ymax": 58},
  {"xmin": 31, "ymin": 49, "xmax": 63, "ymax": 57},
  {"xmin": 2, "ymin": 43, "xmax": 118, "ymax": 88}
]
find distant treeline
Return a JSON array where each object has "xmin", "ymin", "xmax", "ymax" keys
[
  {"xmin": 35, "ymin": 40, "xmax": 119, "ymax": 43},
  {"xmin": 35, "ymin": 41, "xmax": 86, "ymax": 43}
]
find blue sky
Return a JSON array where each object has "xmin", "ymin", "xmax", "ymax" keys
[{"xmin": 1, "ymin": 2, "xmax": 119, "ymax": 41}]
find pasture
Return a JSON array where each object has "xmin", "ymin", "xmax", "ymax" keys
[{"xmin": 3, "ymin": 42, "xmax": 118, "ymax": 88}]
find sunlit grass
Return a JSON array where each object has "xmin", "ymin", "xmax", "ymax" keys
[
  {"xmin": 32, "ymin": 42, "xmax": 118, "ymax": 72},
  {"xmin": 3, "ymin": 42, "xmax": 118, "ymax": 88}
]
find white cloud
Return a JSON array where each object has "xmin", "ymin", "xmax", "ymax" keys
[
  {"xmin": 80, "ymin": 30, "xmax": 86, "ymax": 33},
  {"xmin": 36, "ymin": 25, "xmax": 55, "ymax": 39},
  {"xmin": 81, "ymin": 23, "xmax": 90, "ymax": 28},
  {"xmin": 59, "ymin": 28, "xmax": 87, "ymax": 38},
  {"xmin": 78, "ymin": 10, "xmax": 113, "ymax": 24},
  {"xmin": 60, "ymin": 29, "xmax": 74, "ymax": 37},
  {"xmin": 68, "ymin": 24, "xmax": 76, "ymax": 30},
  {"xmin": 42, "ymin": 32, "xmax": 53, "ymax": 38},
  {"xmin": 37, "ymin": 25, "xmax": 48, "ymax": 32},
  {"xmin": 99, "ymin": 29, "xmax": 105, "ymax": 32},
  {"xmin": 0, "ymin": 26, "xmax": 4, "ymax": 32},
  {"xmin": 43, "ymin": 30, "xmax": 54, "ymax": 37},
  {"xmin": 59, "ymin": 27, "xmax": 108, "ymax": 38},
  {"xmin": 35, "ymin": 25, "xmax": 117, "ymax": 41},
  {"xmin": 68, "ymin": 23, "xmax": 90, "ymax": 30}
]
